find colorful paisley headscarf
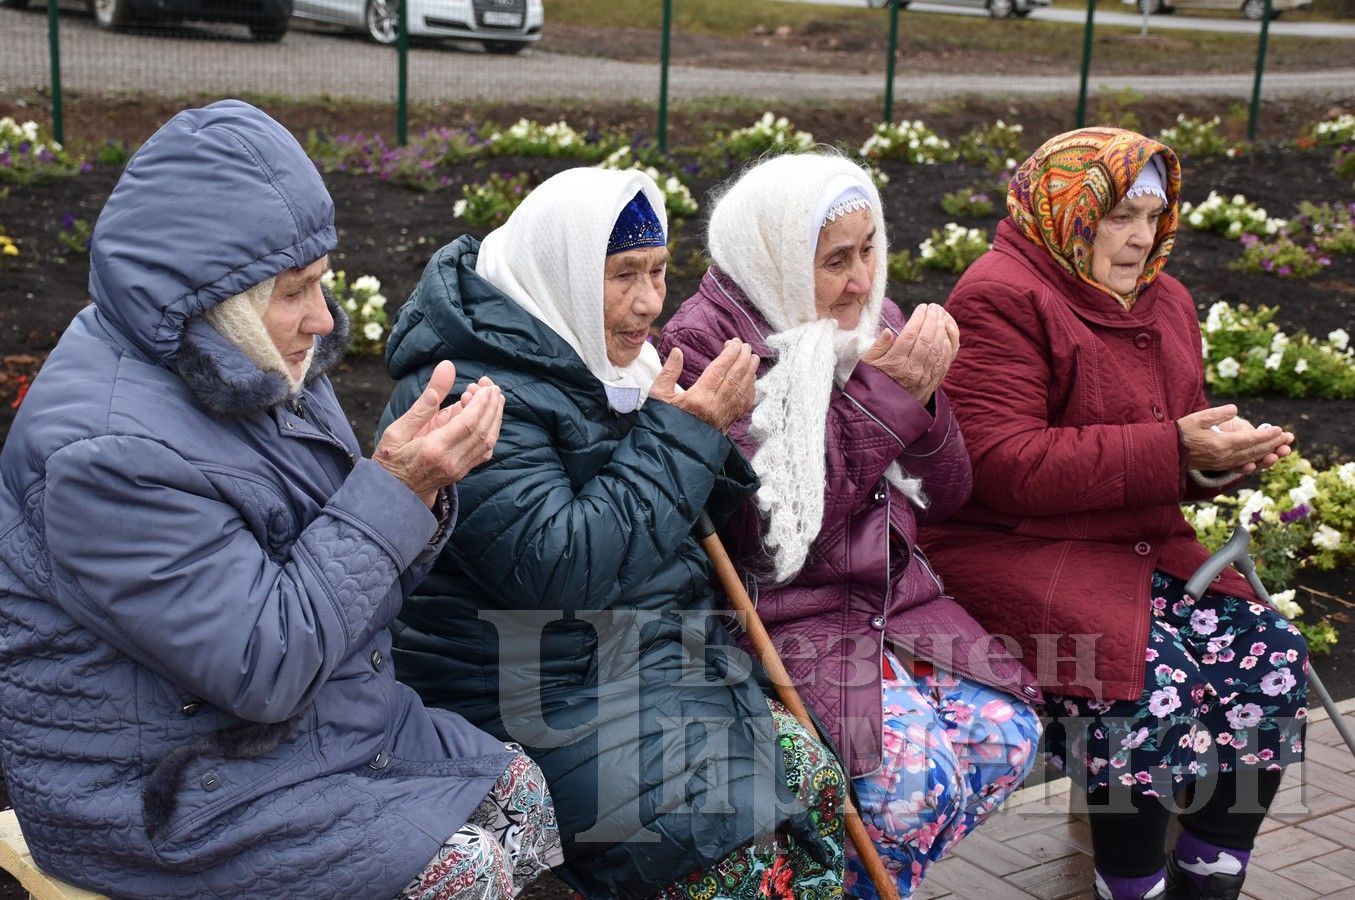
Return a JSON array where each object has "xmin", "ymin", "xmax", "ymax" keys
[{"xmin": 1007, "ymin": 126, "xmax": 1181, "ymax": 309}]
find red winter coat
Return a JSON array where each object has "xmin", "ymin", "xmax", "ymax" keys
[
  {"xmin": 919, "ymin": 220, "xmax": 1255, "ymax": 703},
  {"xmin": 661, "ymin": 268, "xmax": 1040, "ymax": 778}
]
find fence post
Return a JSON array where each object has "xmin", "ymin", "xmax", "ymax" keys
[
  {"xmin": 397, "ymin": 0, "xmax": 409, "ymax": 146},
  {"xmin": 1075, "ymin": 0, "xmax": 1097, "ymax": 128},
  {"xmin": 1247, "ymin": 0, "xmax": 1272, "ymax": 141},
  {"xmin": 883, "ymin": 0, "xmax": 901, "ymax": 124},
  {"xmin": 658, "ymin": 0, "xmax": 672, "ymax": 153},
  {"xmin": 46, "ymin": 0, "xmax": 63, "ymax": 146}
]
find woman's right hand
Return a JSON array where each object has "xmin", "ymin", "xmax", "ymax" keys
[
  {"xmin": 1177, "ymin": 405, "xmax": 1294, "ymax": 475},
  {"xmin": 861, "ymin": 302, "xmax": 959, "ymax": 406},
  {"xmin": 650, "ymin": 339, "xmax": 759, "ymax": 433}
]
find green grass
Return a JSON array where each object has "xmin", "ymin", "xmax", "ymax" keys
[{"xmin": 542, "ymin": 0, "xmax": 1355, "ymax": 74}]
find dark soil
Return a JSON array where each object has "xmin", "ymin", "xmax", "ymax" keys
[{"xmin": 0, "ymin": 99, "xmax": 1352, "ymax": 900}]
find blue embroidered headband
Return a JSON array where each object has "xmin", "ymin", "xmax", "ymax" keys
[{"xmin": 607, "ymin": 191, "xmax": 666, "ymax": 256}]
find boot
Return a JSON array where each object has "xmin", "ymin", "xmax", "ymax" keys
[{"xmin": 1165, "ymin": 852, "xmax": 1245, "ymax": 900}]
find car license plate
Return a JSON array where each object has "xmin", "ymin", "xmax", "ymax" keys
[{"xmin": 483, "ymin": 10, "xmax": 522, "ymax": 26}]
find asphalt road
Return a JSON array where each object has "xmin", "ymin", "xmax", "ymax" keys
[
  {"xmin": 784, "ymin": 0, "xmax": 1355, "ymax": 38},
  {"xmin": 3, "ymin": 6, "xmax": 1354, "ymax": 103}
]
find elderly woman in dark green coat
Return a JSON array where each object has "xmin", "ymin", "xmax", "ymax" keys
[{"xmin": 380, "ymin": 168, "xmax": 848, "ymax": 900}]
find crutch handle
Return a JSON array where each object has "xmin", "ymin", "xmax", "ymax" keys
[{"xmin": 1185, "ymin": 524, "xmax": 1258, "ymax": 600}]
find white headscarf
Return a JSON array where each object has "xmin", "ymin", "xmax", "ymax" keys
[
  {"xmin": 476, "ymin": 167, "xmax": 668, "ymax": 412},
  {"xmin": 709, "ymin": 153, "xmax": 923, "ymax": 583}
]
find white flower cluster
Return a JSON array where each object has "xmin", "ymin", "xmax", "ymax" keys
[
  {"xmin": 727, "ymin": 112, "xmax": 815, "ymax": 153},
  {"xmin": 918, "ymin": 223, "xmax": 987, "ymax": 262},
  {"xmin": 486, "ymin": 119, "xmax": 584, "ymax": 155},
  {"xmin": 1180, "ymin": 191, "xmax": 1284, "ymax": 239},
  {"xmin": 860, "ymin": 120, "xmax": 953, "ymax": 165},
  {"xmin": 1313, "ymin": 113, "xmax": 1355, "ymax": 146},
  {"xmin": 322, "ymin": 269, "xmax": 389, "ymax": 348},
  {"xmin": 598, "ymin": 147, "xmax": 698, "ymax": 219},
  {"xmin": 1201, "ymin": 301, "xmax": 1355, "ymax": 389},
  {"xmin": 0, "ymin": 117, "xmax": 61, "ymax": 154},
  {"xmin": 1268, "ymin": 588, "xmax": 1303, "ymax": 620}
]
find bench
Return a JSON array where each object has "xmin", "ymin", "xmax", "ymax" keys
[{"xmin": 0, "ymin": 809, "xmax": 107, "ymax": 900}]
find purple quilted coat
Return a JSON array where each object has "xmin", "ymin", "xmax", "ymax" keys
[{"xmin": 660, "ymin": 268, "xmax": 1041, "ymax": 777}]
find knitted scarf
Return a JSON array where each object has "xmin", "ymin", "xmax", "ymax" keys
[
  {"xmin": 1006, "ymin": 126, "xmax": 1181, "ymax": 310},
  {"xmin": 476, "ymin": 168, "xmax": 668, "ymax": 412},
  {"xmin": 709, "ymin": 153, "xmax": 922, "ymax": 584}
]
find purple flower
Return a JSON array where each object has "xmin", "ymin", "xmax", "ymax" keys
[
  {"xmin": 60, "ymin": 212, "xmax": 77, "ymax": 231},
  {"xmin": 1319, "ymin": 257, "xmax": 1332, "ymax": 267},
  {"xmin": 1262, "ymin": 258, "xmax": 1274, "ymax": 271},
  {"xmin": 0, "ymin": 151, "xmax": 10, "ymax": 167},
  {"xmin": 36, "ymin": 148, "xmax": 55, "ymax": 163},
  {"xmin": 1277, "ymin": 265, "xmax": 1292, "ymax": 276},
  {"xmin": 79, "ymin": 161, "xmax": 93, "ymax": 174},
  {"xmin": 1240, "ymin": 233, "xmax": 1259, "ymax": 247},
  {"xmin": 1280, "ymin": 504, "xmax": 1310, "ymax": 523},
  {"xmin": 17, "ymin": 141, "xmax": 30, "ymax": 155},
  {"xmin": 1260, "ymin": 668, "xmax": 1296, "ymax": 697}
]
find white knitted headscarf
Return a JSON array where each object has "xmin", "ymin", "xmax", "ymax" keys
[
  {"xmin": 202, "ymin": 275, "xmax": 315, "ymax": 391},
  {"xmin": 709, "ymin": 153, "xmax": 924, "ymax": 583},
  {"xmin": 476, "ymin": 167, "xmax": 667, "ymax": 413}
]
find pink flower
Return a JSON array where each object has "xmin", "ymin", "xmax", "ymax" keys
[
  {"xmin": 1260, "ymin": 668, "xmax": 1297, "ymax": 697},
  {"xmin": 980, "ymin": 699, "xmax": 1015, "ymax": 723},
  {"xmin": 1122, "ymin": 727, "xmax": 1150, "ymax": 750},
  {"xmin": 1226, "ymin": 703, "xmax": 1264, "ymax": 730},
  {"xmin": 1149, "ymin": 687, "xmax": 1182, "ymax": 717},
  {"xmin": 1190, "ymin": 609, "xmax": 1219, "ymax": 635},
  {"xmin": 1240, "ymin": 656, "xmax": 1258, "ymax": 670},
  {"xmin": 1250, "ymin": 642, "xmax": 1267, "ymax": 655}
]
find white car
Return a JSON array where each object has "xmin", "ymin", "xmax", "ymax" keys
[
  {"xmin": 293, "ymin": 0, "xmax": 543, "ymax": 51},
  {"xmin": 869, "ymin": 0, "xmax": 1051, "ymax": 18},
  {"xmin": 1122, "ymin": 0, "xmax": 1310, "ymax": 19}
]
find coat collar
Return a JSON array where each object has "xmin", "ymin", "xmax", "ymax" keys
[{"xmin": 176, "ymin": 290, "xmax": 349, "ymax": 419}]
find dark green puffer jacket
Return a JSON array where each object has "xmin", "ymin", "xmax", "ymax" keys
[{"xmin": 381, "ymin": 236, "xmax": 835, "ymax": 899}]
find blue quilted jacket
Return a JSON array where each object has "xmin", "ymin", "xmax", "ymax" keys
[
  {"xmin": 380, "ymin": 237, "xmax": 839, "ymax": 899},
  {"xmin": 0, "ymin": 101, "xmax": 513, "ymax": 899}
]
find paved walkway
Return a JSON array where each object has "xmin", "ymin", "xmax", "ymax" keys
[{"xmin": 912, "ymin": 696, "xmax": 1355, "ymax": 899}]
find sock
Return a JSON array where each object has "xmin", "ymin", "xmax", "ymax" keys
[
  {"xmin": 1094, "ymin": 867, "xmax": 1166, "ymax": 900},
  {"xmin": 1173, "ymin": 829, "xmax": 1249, "ymax": 892}
]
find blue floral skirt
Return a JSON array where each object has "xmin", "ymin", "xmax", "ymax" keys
[{"xmin": 1045, "ymin": 571, "xmax": 1308, "ymax": 796}]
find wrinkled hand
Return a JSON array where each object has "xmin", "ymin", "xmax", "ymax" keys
[
  {"xmin": 860, "ymin": 302, "xmax": 959, "ymax": 406},
  {"xmin": 650, "ymin": 339, "xmax": 758, "ymax": 433},
  {"xmin": 375, "ymin": 361, "xmax": 505, "ymax": 506},
  {"xmin": 1177, "ymin": 405, "xmax": 1294, "ymax": 476}
]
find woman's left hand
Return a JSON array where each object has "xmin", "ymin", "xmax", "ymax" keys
[{"xmin": 861, "ymin": 303, "xmax": 960, "ymax": 406}]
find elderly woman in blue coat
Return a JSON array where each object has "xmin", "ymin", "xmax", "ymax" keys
[
  {"xmin": 0, "ymin": 101, "xmax": 561, "ymax": 899},
  {"xmin": 381, "ymin": 167, "xmax": 849, "ymax": 899}
]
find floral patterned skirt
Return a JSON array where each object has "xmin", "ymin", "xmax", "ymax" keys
[
  {"xmin": 1045, "ymin": 570, "xmax": 1308, "ymax": 796},
  {"xmin": 846, "ymin": 650, "xmax": 1042, "ymax": 900},
  {"xmin": 650, "ymin": 699, "xmax": 847, "ymax": 900},
  {"xmin": 398, "ymin": 751, "xmax": 564, "ymax": 900}
]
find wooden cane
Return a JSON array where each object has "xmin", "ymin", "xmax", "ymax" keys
[{"xmin": 695, "ymin": 513, "xmax": 901, "ymax": 900}]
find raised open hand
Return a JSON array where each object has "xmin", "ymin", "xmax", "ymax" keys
[
  {"xmin": 651, "ymin": 339, "xmax": 759, "ymax": 433},
  {"xmin": 861, "ymin": 303, "xmax": 959, "ymax": 406},
  {"xmin": 375, "ymin": 361, "xmax": 506, "ymax": 506}
]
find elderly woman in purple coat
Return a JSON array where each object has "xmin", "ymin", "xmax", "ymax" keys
[{"xmin": 659, "ymin": 152, "xmax": 1043, "ymax": 899}]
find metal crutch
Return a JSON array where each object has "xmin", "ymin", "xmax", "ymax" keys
[{"xmin": 1184, "ymin": 524, "xmax": 1355, "ymax": 758}]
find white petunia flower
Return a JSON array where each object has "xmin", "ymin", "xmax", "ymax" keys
[
  {"xmin": 1264, "ymin": 352, "xmax": 1282, "ymax": 370},
  {"xmin": 1216, "ymin": 356, "xmax": 1240, "ymax": 378},
  {"xmin": 1329, "ymin": 328, "xmax": 1350, "ymax": 351},
  {"xmin": 363, "ymin": 321, "xmax": 384, "ymax": 342},
  {"xmin": 353, "ymin": 275, "xmax": 382, "ymax": 294},
  {"xmin": 1288, "ymin": 476, "xmax": 1318, "ymax": 507},
  {"xmin": 1294, "ymin": 358, "xmax": 1309, "ymax": 374},
  {"xmin": 1313, "ymin": 525, "xmax": 1343, "ymax": 551},
  {"xmin": 1194, "ymin": 505, "xmax": 1217, "ymax": 529},
  {"xmin": 1269, "ymin": 589, "xmax": 1303, "ymax": 620},
  {"xmin": 1338, "ymin": 462, "xmax": 1355, "ymax": 487}
]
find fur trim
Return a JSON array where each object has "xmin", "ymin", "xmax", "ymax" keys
[
  {"xmin": 177, "ymin": 287, "xmax": 349, "ymax": 418},
  {"xmin": 142, "ymin": 712, "xmax": 305, "ymax": 839},
  {"xmin": 1190, "ymin": 467, "xmax": 1239, "ymax": 489}
]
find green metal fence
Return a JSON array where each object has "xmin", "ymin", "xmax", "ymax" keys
[{"xmin": 6, "ymin": 0, "xmax": 1350, "ymax": 150}]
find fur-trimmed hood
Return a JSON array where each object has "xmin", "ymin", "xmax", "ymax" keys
[
  {"xmin": 88, "ymin": 100, "xmax": 338, "ymax": 375},
  {"xmin": 177, "ymin": 288, "xmax": 349, "ymax": 418}
]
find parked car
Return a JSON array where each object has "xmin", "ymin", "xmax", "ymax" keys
[
  {"xmin": 292, "ymin": 0, "xmax": 543, "ymax": 51},
  {"xmin": 868, "ymin": 0, "xmax": 1051, "ymax": 18},
  {"xmin": 1121, "ymin": 0, "xmax": 1310, "ymax": 19},
  {"xmin": 0, "ymin": 0, "xmax": 294, "ymax": 41}
]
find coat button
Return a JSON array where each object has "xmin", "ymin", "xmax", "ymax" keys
[
  {"xmin": 870, "ymin": 615, "xmax": 886, "ymax": 630},
  {"xmin": 1134, "ymin": 541, "xmax": 1151, "ymax": 556},
  {"xmin": 180, "ymin": 701, "xmax": 201, "ymax": 716},
  {"xmin": 200, "ymin": 771, "xmax": 220, "ymax": 791},
  {"xmin": 1134, "ymin": 333, "xmax": 1151, "ymax": 349},
  {"xmin": 872, "ymin": 486, "xmax": 887, "ymax": 504},
  {"xmin": 369, "ymin": 750, "xmax": 390, "ymax": 770},
  {"xmin": 1151, "ymin": 404, "xmax": 1165, "ymax": 421},
  {"xmin": 370, "ymin": 649, "xmax": 384, "ymax": 671}
]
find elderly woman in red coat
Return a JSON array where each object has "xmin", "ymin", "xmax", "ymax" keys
[
  {"xmin": 920, "ymin": 127, "xmax": 1306, "ymax": 900},
  {"xmin": 660, "ymin": 152, "xmax": 1042, "ymax": 900}
]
